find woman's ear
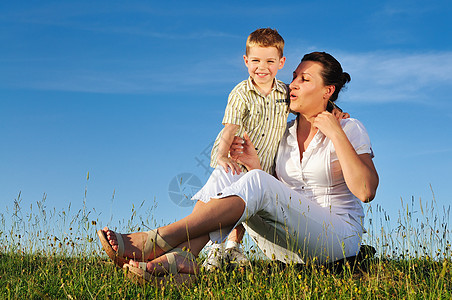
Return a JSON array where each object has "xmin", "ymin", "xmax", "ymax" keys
[{"xmin": 325, "ymin": 85, "xmax": 335, "ymax": 99}]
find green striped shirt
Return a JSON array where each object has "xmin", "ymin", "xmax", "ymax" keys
[{"xmin": 211, "ymin": 77, "xmax": 289, "ymax": 174}]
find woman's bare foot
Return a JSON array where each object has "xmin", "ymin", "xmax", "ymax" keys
[
  {"xmin": 102, "ymin": 227, "xmax": 169, "ymax": 261},
  {"xmin": 127, "ymin": 250, "xmax": 198, "ymax": 276}
]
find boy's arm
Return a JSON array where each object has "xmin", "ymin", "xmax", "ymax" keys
[{"xmin": 217, "ymin": 123, "xmax": 241, "ymax": 174}]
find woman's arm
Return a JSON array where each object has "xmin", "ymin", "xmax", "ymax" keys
[
  {"xmin": 314, "ymin": 112, "xmax": 379, "ymax": 203},
  {"xmin": 229, "ymin": 133, "xmax": 262, "ymax": 171}
]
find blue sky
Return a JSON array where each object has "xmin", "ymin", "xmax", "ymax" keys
[{"xmin": 1, "ymin": 0, "xmax": 451, "ymax": 233}]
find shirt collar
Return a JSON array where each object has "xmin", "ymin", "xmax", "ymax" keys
[
  {"xmin": 287, "ymin": 117, "xmax": 326, "ymax": 150},
  {"xmin": 274, "ymin": 79, "xmax": 288, "ymax": 94},
  {"xmin": 287, "ymin": 119, "xmax": 298, "ymax": 148},
  {"xmin": 245, "ymin": 76, "xmax": 286, "ymax": 95}
]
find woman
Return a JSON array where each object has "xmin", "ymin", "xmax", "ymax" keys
[{"xmin": 98, "ymin": 52, "xmax": 378, "ymax": 282}]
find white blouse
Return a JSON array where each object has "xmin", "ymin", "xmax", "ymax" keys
[{"xmin": 275, "ymin": 118, "xmax": 374, "ymax": 225}]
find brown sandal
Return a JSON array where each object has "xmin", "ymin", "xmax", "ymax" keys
[
  {"xmin": 123, "ymin": 248, "xmax": 197, "ymax": 286},
  {"xmin": 97, "ymin": 228, "xmax": 173, "ymax": 268}
]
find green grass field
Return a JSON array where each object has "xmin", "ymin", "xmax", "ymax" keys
[
  {"xmin": 1, "ymin": 192, "xmax": 450, "ymax": 299},
  {"xmin": 1, "ymin": 250, "xmax": 450, "ymax": 299}
]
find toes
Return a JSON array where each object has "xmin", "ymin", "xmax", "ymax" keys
[
  {"xmin": 106, "ymin": 230, "xmax": 114, "ymax": 239},
  {"xmin": 103, "ymin": 227, "xmax": 120, "ymax": 250},
  {"xmin": 127, "ymin": 259, "xmax": 135, "ymax": 266},
  {"xmin": 128, "ymin": 259, "xmax": 140, "ymax": 268},
  {"xmin": 109, "ymin": 237, "xmax": 118, "ymax": 246}
]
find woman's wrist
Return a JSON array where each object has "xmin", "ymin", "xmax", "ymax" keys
[
  {"xmin": 329, "ymin": 127, "xmax": 348, "ymax": 145},
  {"xmin": 244, "ymin": 161, "xmax": 262, "ymax": 171}
]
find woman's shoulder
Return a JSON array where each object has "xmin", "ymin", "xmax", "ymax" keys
[
  {"xmin": 280, "ymin": 118, "xmax": 298, "ymax": 147},
  {"xmin": 340, "ymin": 118, "xmax": 368, "ymax": 133},
  {"xmin": 339, "ymin": 118, "xmax": 373, "ymax": 154},
  {"xmin": 340, "ymin": 117, "xmax": 363, "ymax": 126},
  {"xmin": 285, "ymin": 118, "xmax": 298, "ymax": 136}
]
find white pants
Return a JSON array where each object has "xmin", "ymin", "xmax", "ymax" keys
[{"xmin": 192, "ymin": 167, "xmax": 362, "ymax": 264}]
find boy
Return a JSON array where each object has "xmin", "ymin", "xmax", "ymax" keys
[{"xmin": 204, "ymin": 28, "xmax": 290, "ymax": 270}]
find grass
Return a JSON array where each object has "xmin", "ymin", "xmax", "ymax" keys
[
  {"xmin": 0, "ymin": 189, "xmax": 451, "ymax": 299},
  {"xmin": 1, "ymin": 250, "xmax": 450, "ymax": 299}
]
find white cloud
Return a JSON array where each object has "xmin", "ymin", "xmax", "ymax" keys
[
  {"xmin": 377, "ymin": 1, "xmax": 444, "ymax": 17},
  {"xmin": 4, "ymin": 48, "xmax": 452, "ymax": 102},
  {"xmin": 322, "ymin": 51, "xmax": 452, "ymax": 104},
  {"xmin": 406, "ymin": 147, "xmax": 452, "ymax": 157}
]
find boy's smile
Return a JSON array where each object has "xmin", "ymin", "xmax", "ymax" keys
[{"xmin": 244, "ymin": 46, "xmax": 285, "ymax": 95}]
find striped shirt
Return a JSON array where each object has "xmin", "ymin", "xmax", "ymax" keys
[{"xmin": 211, "ymin": 77, "xmax": 289, "ymax": 174}]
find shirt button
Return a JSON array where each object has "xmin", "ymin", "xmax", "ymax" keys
[
  {"xmin": 262, "ymin": 133, "xmax": 265, "ymax": 137},
  {"xmin": 255, "ymin": 147, "xmax": 258, "ymax": 150}
]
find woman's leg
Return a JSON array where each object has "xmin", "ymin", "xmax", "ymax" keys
[
  {"xmin": 212, "ymin": 169, "xmax": 362, "ymax": 264},
  {"xmin": 126, "ymin": 197, "xmax": 246, "ymax": 275},
  {"xmin": 103, "ymin": 196, "xmax": 245, "ymax": 261},
  {"xmin": 102, "ymin": 168, "xmax": 245, "ymax": 261},
  {"xmin": 127, "ymin": 234, "xmax": 210, "ymax": 275},
  {"xmin": 158, "ymin": 197, "xmax": 245, "ymax": 249}
]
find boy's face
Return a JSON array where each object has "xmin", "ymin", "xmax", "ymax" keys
[{"xmin": 243, "ymin": 46, "xmax": 286, "ymax": 90}]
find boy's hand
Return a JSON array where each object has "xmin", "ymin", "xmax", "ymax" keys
[
  {"xmin": 217, "ymin": 155, "xmax": 242, "ymax": 175},
  {"xmin": 331, "ymin": 106, "xmax": 350, "ymax": 120}
]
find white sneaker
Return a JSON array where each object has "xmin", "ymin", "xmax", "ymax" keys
[
  {"xmin": 202, "ymin": 244, "xmax": 224, "ymax": 271},
  {"xmin": 225, "ymin": 246, "xmax": 249, "ymax": 268}
]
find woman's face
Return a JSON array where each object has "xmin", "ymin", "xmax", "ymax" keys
[{"xmin": 289, "ymin": 61, "xmax": 330, "ymax": 116}]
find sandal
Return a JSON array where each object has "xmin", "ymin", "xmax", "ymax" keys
[
  {"xmin": 97, "ymin": 228, "xmax": 173, "ymax": 268},
  {"xmin": 123, "ymin": 248, "xmax": 197, "ymax": 286}
]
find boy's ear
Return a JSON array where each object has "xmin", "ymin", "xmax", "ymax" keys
[
  {"xmin": 279, "ymin": 56, "xmax": 286, "ymax": 69},
  {"xmin": 243, "ymin": 55, "xmax": 249, "ymax": 67}
]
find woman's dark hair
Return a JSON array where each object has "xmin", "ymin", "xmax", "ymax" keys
[{"xmin": 301, "ymin": 52, "xmax": 351, "ymax": 112}]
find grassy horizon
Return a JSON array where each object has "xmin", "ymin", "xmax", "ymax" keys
[{"xmin": 1, "ymin": 190, "xmax": 450, "ymax": 298}]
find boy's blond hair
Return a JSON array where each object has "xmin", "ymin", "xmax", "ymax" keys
[{"xmin": 246, "ymin": 28, "xmax": 285, "ymax": 58}]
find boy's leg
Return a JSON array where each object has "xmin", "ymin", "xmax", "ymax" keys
[
  {"xmin": 202, "ymin": 242, "xmax": 224, "ymax": 271},
  {"xmin": 203, "ymin": 224, "xmax": 247, "ymax": 271},
  {"xmin": 225, "ymin": 224, "xmax": 249, "ymax": 267},
  {"xmin": 195, "ymin": 167, "xmax": 246, "ymax": 271},
  {"xmin": 226, "ymin": 224, "xmax": 245, "ymax": 243}
]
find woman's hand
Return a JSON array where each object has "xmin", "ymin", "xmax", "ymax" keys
[
  {"xmin": 313, "ymin": 111, "xmax": 344, "ymax": 140},
  {"xmin": 229, "ymin": 132, "xmax": 262, "ymax": 171},
  {"xmin": 217, "ymin": 155, "xmax": 242, "ymax": 175}
]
